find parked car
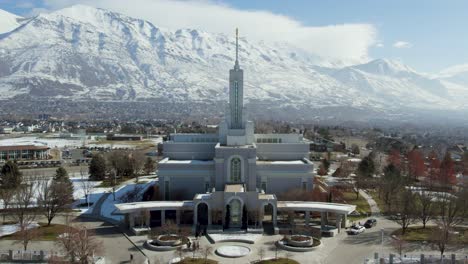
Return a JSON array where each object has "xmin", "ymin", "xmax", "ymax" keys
[
  {"xmin": 347, "ymin": 224, "xmax": 366, "ymax": 235},
  {"xmin": 364, "ymin": 218, "xmax": 377, "ymax": 228},
  {"xmin": 388, "ymin": 213, "xmax": 401, "ymax": 220}
]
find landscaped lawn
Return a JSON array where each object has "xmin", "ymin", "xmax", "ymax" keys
[
  {"xmin": 342, "ymin": 191, "xmax": 371, "ymax": 220},
  {"xmin": 0, "ymin": 223, "xmax": 71, "ymax": 241},
  {"xmin": 175, "ymin": 258, "xmax": 218, "ymax": 264},
  {"xmin": 256, "ymin": 258, "xmax": 300, "ymax": 264},
  {"xmin": 391, "ymin": 226, "xmax": 468, "ymax": 244}
]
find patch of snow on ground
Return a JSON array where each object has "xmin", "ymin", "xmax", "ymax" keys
[
  {"xmin": 208, "ymin": 233, "xmax": 261, "ymax": 243},
  {"xmin": 0, "ymin": 223, "xmax": 40, "ymax": 237},
  {"xmin": 100, "ymin": 178, "xmax": 157, "ymax": 221},
  {"xmin": 71, "ymin": 177, "xmax": 112, "ymax": 214}
]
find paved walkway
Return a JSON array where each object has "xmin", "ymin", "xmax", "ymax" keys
[{"xmin": 359, "ymin": 189, "xmax": 380, "ymax": 215}]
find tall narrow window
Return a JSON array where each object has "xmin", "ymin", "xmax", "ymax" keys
[
  {"xmin": 230, "ymin": 157, "xmax": 241, "ymax": 182},
  {"xmin": 164, "ymin": 181, "xmax": 170, "ymax": 200},
  {"xmin": 233, "ymin": 81, "xmax": 239, "ymax": 128},
  {"xmin": 261, "ymin": 181, "xmax": 267, "ymax": 192}
]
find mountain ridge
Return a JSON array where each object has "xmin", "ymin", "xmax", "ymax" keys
[{"xmin": 0, "ymin": 5, "xmax": 467, "ymax": 121}]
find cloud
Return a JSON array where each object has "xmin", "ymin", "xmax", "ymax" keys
[
  {"xmin": 376, "ymin": 43, "xmax": 384, "ymax": 48},
  {"xmin": 15, "ymin": 1, "xmax": 36, "ymax": 9},
  {"xmin": 393, "ymin": 41, "xmax": 413, "ymax": 49},
  {"xmin": 39, "ymin": 0, "xmax": 377, "ymax": 64}
]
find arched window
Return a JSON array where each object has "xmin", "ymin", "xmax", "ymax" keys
[{"xmin": 230, "ymin": 157, "xmax": 241, "ymax": 182}]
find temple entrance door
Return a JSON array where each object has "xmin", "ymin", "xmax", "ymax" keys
[
  {"xmin": 262, "ymin": 203, "xmax": 274, "ymax": 235},
  {"xmin": 228, "ymin": 199, "xmax": 242, "ymax": 228},
  {"xmin": 197, "ymin": 203, "xmax": 209, "ymax": 226}
]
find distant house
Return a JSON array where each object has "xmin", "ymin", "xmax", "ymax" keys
[
  {"xmin": 0, "ymin": 127, "xmax": 14, "ymax": 134},
  {"xmin": 106, "ymin": 134, "xmax": 143, "ymax": 141},
  {"xmin": 310, "ymin": 138, "xmax": 345, "ymax": 153}
]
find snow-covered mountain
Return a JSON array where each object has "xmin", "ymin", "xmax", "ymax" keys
[
  {"xmin": 0, "ymin": 5, "xmax": 467, "ymax": 119},
  {"xmin": 0, "ymin": 9, "xmax": 24, "ymax": 34}
]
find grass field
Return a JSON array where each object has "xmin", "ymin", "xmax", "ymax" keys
[
  {"xmin": 0, "ymin": 223, "xmax": 71, "ymax": 241},
  {"xmin": 391, "ymin": 226, "xmax": 468, "ymax": 244},
  {"xmin": 175, "ymin": 258, "xmax": 218, "ymax": 264},
  {"xmin": 256, "ymin": 258, "xmax": 300, "ymax": 264},
  {"xmin": 342, "ymin": 191, "xmax": 371, "ymax": 220}
]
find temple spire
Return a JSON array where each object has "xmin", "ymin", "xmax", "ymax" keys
[{"xmin": 235, "ymin": 28, "xmax": 239, "ymax": 69}]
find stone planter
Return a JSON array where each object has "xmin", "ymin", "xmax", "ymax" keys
[
  {"xmin": 154, "ymin": 235, "xmax": 183, "ymax": 247},
  {"xmin": 286, "ymin": 235, "xmax": 313, "ymax": 247}
]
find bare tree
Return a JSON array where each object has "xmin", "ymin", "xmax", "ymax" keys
[
  {"xmin": 56, "ymin": 224, "xmax": 104, "ymax": 264},
  {"xmin": 13, "ymin": 223, "xmax": 40, "ymax": 250},
  {"xmin": 0, "ymin": 188, "xmax": 14, "ymax": 223},
  {"xmin": 11, "ymin": 183, "xmax": 37, "ymax": 229},
  {"xmin": 431, "ymin": 223, "xmax": 454, "ymax": 259},
  {"xmin": 80, "ymin": 168, "xmax": 94, "ymax": 208},
  {"xmin": 437, "ymin": 192, "xmax": 464, "ymax": 228},
  {"xmin": 416, "ymin": 189, "xmax": 435, "ymax": 229},
  {"xmin": 10, "ymin": 183, "xmax": 39, "ymax": 251},
  {"xmin": 391, "ymin": 236, "xmax": 407, "ymax": 257},
  {"xmin": 390, "ymin": 190, "xmax": 418, "ymax": 235},
  {"xmin": 37, "ymin": 177, "xmax": 73, "ymax": 226},
  {"xmin": 129, "ymin": 151, "xmax": 145, "ymax": 182}
]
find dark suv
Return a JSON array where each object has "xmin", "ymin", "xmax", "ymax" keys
[{"xmin": 364, "ymin": 218, "xmax": 377, "ymax": 228}]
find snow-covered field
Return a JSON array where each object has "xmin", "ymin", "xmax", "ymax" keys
[
  {"xmin": 0, "ymin": 223, "xmax": 40, "ymax": 237},
  {"xmin": 0, "ymin": 136, "xmax": 83, "ymax": 148},
  {"xmin": 0, "ymin": 135, "xmax": 161, "ymax": 150}
]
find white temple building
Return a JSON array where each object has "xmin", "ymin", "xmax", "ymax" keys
[{"xmin": 116, "ymin": 29, "xmax": 355, "ymax": 235}]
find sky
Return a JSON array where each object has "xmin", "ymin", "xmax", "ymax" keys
[{"xmin": 1, "ymin": 0, "xmax": 467, "ymax": 73}]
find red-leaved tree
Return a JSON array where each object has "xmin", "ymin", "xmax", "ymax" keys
[
  {"xmin": 407, "ymin": 148, "xmax": 426, "ymax": 180},
  {"xmin": 387, "ymin": 149, "xmax": 402, "ymax": 169},
  {"xmin": 439, "ymin": 152, "xmax": 456, "ymax": 187}
]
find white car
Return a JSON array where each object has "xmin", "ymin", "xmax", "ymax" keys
[{"xmin": 347, "ymin": 225, "xmax": 366, "ymax": 235}]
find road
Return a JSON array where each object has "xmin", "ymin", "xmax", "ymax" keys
[{"xmin": 21, "ymin": 165, "xmax": 89, "ymax": 179}]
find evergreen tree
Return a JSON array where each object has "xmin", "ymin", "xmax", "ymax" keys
[
  {"xmin": 54, "ymin": 167, "xmax": 68, "ymax": 181},
  {"xmin": 89, "ymin": 154, "xmax": 107, "ymax": 180},
  {"xmin": 1, "ymin": 161, "xmax": 22, "ymax": 189},
  {"xmin": 53, "ymin": 167, "xmax": 74, "ymax": 203},
  {"xmin": 357, "ymin": 155, "xmax": 375, "ymax": 178}
]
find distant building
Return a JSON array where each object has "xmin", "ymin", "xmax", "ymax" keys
[
  {"xmin": 106, "ymin": 134, "xmax": 143, "ymax": 141},
  {"xmin": 0, "ymin": 145, "xmax": 50, "ymax": 161}
]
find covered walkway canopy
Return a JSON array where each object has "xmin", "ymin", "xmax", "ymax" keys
[
  {"xmin": 277, "ymin": 201, "xmax": 356, "ymax": 214},
  {"xmin": 115, "ymin": 201, "xmax": 194, "ymax": 214}
]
